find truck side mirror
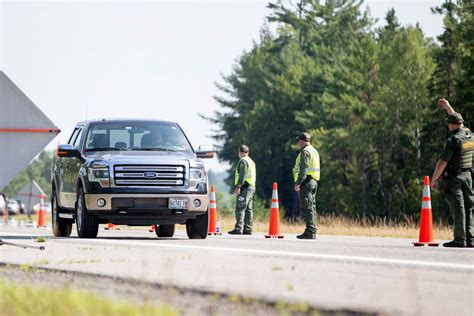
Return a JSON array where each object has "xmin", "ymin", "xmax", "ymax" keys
[
  {"xmin": 196, "ymin": 145, "xmax": 215, "ymax": 159},
  {"xmin": 57, "ymin": 144, "xmax": 81, "ymax": 158}
]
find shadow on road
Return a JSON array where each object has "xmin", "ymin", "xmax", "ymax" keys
[
  {"xmin": 95, "ymin": 236, "xmax": 189, "ymax": 241},
  {"xmin": 0, "ymin": 235, "xmax": 187, "ymax": 241}
]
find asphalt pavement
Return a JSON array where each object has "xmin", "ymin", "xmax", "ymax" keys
[{"xmin": 1, "ymin": 224, "xmax": 473, "ymax": 315}]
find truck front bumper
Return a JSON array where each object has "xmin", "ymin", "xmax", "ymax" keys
[{"xmin": 85, "ymin": 193, "xmax": 209, "ymax": 212}]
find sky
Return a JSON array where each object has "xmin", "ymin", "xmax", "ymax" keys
[{"xmin": 0, "ymin": 0, "xmax": 444, "ymax": 172}]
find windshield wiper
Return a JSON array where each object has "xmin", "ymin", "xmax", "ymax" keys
[
  {"xmin": 131, "ymin": 147, "xmax": 179, "ymax": 152},
  {"xmin": 85, "ymin": 147, "xmax": 126, "ymax": 152}
]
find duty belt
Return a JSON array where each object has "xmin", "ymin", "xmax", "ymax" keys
[
  {"xmin": 302, "ymin": 176, "xmax": 317, "ymax": 184},
  {"xmin": 445, "ymin": 166, "xmax": 472, "ymax": 178}
]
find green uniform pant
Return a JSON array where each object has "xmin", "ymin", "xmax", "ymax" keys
[
  {"xmin": 299, "ymin": 179, "xmax": 318, "ymax": 235},
  {"xmin": 234, "ymin": 186, "xmax": 255, "ymax": 232},
  {"xmin": 445, "ymin": 172, "xmax": 473, "ymax": 242}
]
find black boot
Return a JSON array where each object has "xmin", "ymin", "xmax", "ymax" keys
[
  {"xmin": 296, "ymin": 233, "xmax": 316, "ymax": 240},
  {"xmin": 228, "ymin": 229, "xmax": 242, "ymax": 235},
  {"xmin": 443, "ymin": 240, "xmax": 466, "ymax": 248},
  {"xmin": 467, "ymin": 240, "xmax": 473, "ymax": 248}
]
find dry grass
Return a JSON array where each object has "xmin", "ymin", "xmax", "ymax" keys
[
  {"xmin": 216, "ymin": 214, "xmax": 453, "ymax": 239},
  {"xmin": 7, "ymin": 210, "xmax": 453, "ymax": 240},
  {"xmin": 5, "ymin": 213, "xmax": 50, "ymax": 225}
]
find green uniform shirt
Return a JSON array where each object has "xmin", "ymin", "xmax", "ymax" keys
[
  {"xmin": 440, "ymin": 127, "xmax": 474, "ymax": 169},
  {"xmin": 440, "ymin": 129, "xmax": 461, "ymax": 162}
]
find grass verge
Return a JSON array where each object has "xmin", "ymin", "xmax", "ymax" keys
[
  {"xmin": 0, "ymin": 279, "xmax": 179, "ymax": 316},
  {"xmin": 8, "ymin": 209, "xmax": 453, "ymax": 240}
]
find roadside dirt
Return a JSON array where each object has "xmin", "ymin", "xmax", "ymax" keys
[{"xmin": 0, "ymin": 264, "xmax": 374, "ymax": 316}]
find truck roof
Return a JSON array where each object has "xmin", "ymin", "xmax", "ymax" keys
[{"xmin": 76, "ymin": 118, "xmax": 177, "ymax": 127}]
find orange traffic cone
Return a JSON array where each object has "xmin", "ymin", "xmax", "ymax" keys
[
  {"xmin": 265, "ymin": 183, "xmax": 284, "ymax": 239},
  {"xmin": 413, "ymin": 176, "xmax": 439, "ymax": 247},
  {"xmin": 208, "ymin": 185, "xmax": 222, "ymax": 235},
  {"xmin": 105, "ymin": 223, "xmax": 119, "ymax": 230},
  {"xmin": 36, "ymin": 194, "xmax": 46, "ymax": 228},
  {"xmin": 149, "ymin": 225, "xmax": 156, "ymax": 232}
]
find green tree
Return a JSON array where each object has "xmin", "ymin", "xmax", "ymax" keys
[
  {"xmin": 372, "ymin": 25, "xmax": 434, "ymax": 219},
  {"xmin": 431, "ymin": 1, "xmax": 459, "ymax": 99},
  {"xmin": 3, "ymin": 150, "xmax": 53, "ymax": 200},
  {"xmin": 455, "ymin": 0, "xmax": 474, "ymax": 125}
]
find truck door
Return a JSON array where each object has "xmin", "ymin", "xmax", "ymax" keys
[
  {"xmin": 58, "ymin": 128, "xmax": 79, "ymax": 208},
  {"xmin": 62, "ymin": 128, "xmax": 83, "ymax": 209},
  {"xmin": 69, "ymin": 128, "xmax": 84, "ymax": 207}
]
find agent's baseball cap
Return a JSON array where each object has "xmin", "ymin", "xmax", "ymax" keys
[
  {"xmin": 239, "ymin": 144, "xmax": 249, "ymax": 153},
  {"xmin": 295, "ymin": 132, "xmax": 311, "ymax": 142}
]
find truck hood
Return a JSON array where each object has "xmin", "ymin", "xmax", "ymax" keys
[{"xmin": 84, "ymin": 150, "xmax": 195, "ymax": 165}]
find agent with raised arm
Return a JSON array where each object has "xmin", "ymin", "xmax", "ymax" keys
[{"xmin": 431, "ymin": 98, "xmax": 473, "ymax": 248}]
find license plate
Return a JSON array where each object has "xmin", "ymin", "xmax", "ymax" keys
[{"xmin": 169, "ymin": 198, "xmax": 188, "ymax": 209}]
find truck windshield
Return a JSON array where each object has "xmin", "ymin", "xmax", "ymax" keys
[{"xmin": 84, "ymin": 121, "xmax": 193, "ymax": 154}]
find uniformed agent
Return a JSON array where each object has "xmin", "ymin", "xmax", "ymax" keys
[
  {"xmin": 293, "ymin": 132, "xmax": 320, "ymax": 239},
  {"xmin": 228, "ymin": 144, "xmax": 256, "ymax": 235},
  {"xmin": 431, "ymin": 103, "xmax": 473, "ymax": 248}
]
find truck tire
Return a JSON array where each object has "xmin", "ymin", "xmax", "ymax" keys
[
  {"xmin": 76, "ymin": 188, "xmax": 99, "ymax": 238},
  {"xmin": 156, "ymin": 224, "xmax": 175, "ymax": 238},
  {"xmin": 186, "ymin": 211, "xmax": 208, "ymax": 239},
  {"xmin": 51, "ymin": 191, "xmax": 72, "ymax": 237}
]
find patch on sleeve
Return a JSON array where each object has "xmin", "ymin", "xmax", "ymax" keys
[{"xmin": 462, "ymin": 141, "xmax": 474, "ymax": 150}]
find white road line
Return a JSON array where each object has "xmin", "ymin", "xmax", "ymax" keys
[
  {"xmin": 71, "ymin": 239, "xmax": 474, "ymax": 271},
  {"xmin": 4, "ymin": 232, "xmax": 473, "ymax": 271}
]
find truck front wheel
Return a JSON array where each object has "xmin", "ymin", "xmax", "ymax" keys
[
  {"xmin": 76, "ymin": 188, "xmax": 99, "ymax": 238},
  {"xmin": 186, "ymin": 211, "xmax": 208, "ymax": 239},
  {"xmin": 51, "ymin": 191, "xmax": 72, "ymax": 237}
]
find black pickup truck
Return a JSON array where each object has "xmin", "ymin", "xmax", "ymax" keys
[{"xmin": 51, "ymin": 119, "xmax": 214, "ymax": 239}]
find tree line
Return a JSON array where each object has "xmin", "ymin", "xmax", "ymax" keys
[
  {"xmin": 3, "ymin": 150, "xmax": 53, "ymax": 200},
  {"xmin": 205, "ymin": 0, "xmax": 473, "ymax": 222}
]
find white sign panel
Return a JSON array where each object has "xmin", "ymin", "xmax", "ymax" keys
[{"xmin": 0, "ymin": 71, "xmax": 60, "ymax": 190}]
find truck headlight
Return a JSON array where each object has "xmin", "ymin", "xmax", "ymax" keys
[
  {"xmin": 91, "ymin": 169, "xmax": 109, "ymax": 178},
  {"xmin": 189, "ymin": 160, "xmax": 206, "ymax": 189},
  {"xmin": 190, "ymin": 168, "xmax": 205, "ymax": 180},
  {"xmin": 88, "ymin": 162, "xmax": 110, "ymax": 187}
]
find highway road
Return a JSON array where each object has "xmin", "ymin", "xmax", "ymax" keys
[{"xmin": 1, "ymin": 224, "xmax": 473, "ymax": 315}]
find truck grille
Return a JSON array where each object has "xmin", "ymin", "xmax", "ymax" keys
[{"xmin": 114, "ymin": 165, "xmax": 185, "ymax": 186}]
